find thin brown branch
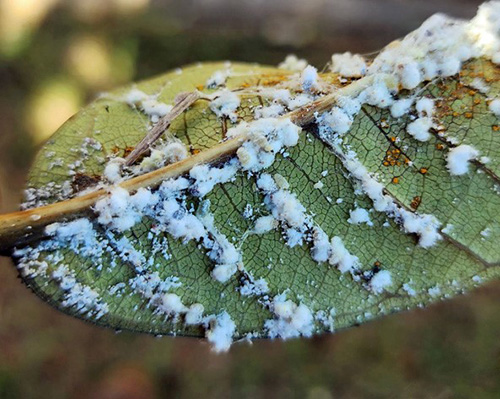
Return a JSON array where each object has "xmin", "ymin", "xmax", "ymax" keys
[
  {"xmin": 0, "ymin": 74, "xmax": 383, "ymax": 253},
  {"xmin": 124, "ymin": 91, "xmax": 201, "ymax": 166}
]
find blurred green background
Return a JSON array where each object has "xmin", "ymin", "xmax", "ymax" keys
[{"xmin": 0, "ymin": 0, "xmax": 499, "ymax": 398}]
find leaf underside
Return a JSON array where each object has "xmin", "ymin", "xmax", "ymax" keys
[{"xmin": 15, "ymin": 59, "xmax": 500, "ymax": 339}]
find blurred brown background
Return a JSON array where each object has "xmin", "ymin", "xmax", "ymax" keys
[{"xmin": 1, "ymin": 0, "xmax": 499, "ymax": 398}]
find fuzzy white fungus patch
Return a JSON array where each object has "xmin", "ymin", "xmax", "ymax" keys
[
  {"xmin": 206, "ymin": 312, "xmax": 236, "ymax": 353},
  {"xmin": 278, "ymin": 54, "xmax": 308, "ymax": 71},
  {"xmin": 446, "ymin": 144, "xmax": 480, "ymax": 175},
  {"xmin": 348, "ymin": 207, "xmax": 373, "ymax": 226},
  {"xmin": 265, "ymin": 294, "xmax": 314, "ymax": 339},
  {"xmin": 369, "ymin": 270, "xmax": 393, "ymax": 294},
  {"xmin": 301, "ymin": 65, "xmax": 319, "ymax": 92},
  {"xmin": 330, "ymin": 52, "xmax": 367, "ymax": 77},
  {"xmin": 210, "ymin": 90, "xmax": 240, "ymax": 122},
  {"xmin": 489, "ymin": 98, "xmax": 500, "ymax": 116}
]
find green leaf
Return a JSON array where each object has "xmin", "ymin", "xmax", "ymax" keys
[{"xmin": 11, "ymin": 58, "xmax": 500, "ymax": 350}]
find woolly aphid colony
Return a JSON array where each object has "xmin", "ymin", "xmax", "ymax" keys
[{"xmin": 14, "ymin": 2, "xmax": 500, "ymax": 352}]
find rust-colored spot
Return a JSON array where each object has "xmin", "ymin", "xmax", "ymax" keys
[
  {"xmin": 464, "ymin": 112, "xmax": 473, "ymax": 118},
  {"xmin": 196, "ymin": 84, "xmax": 204, "ymax": 91},
  {"xmin": 122, "ymin": 146, "xmax": 135, "ymax": 158},
  {"xmin": 392, "ymin": 177, "xmax": 400, "ymax": 184},
  {"xmin": 192, "ymin": 148, "xmax": 201, "ymax": 155},
  {"xmin": 410, "ymin": 196, "xmax": 421, "ymax": 210},
  {"xmin": 384, "ymin": 147, "xmax": 405, "ymax": 167},
  {"xmin": 436, "ymin": 143, "xmax": 444, "ymax": 150},
  {"xmin": 419, "ymin": 167, "xmax": 428, "ymax": 174},
  {"xmin": 493, "ymin": 125, "xmax": 499, "ymax": 131},
  {"xmin": 473, "ymin": 98, "xmax": 481, "ymax": 105}
]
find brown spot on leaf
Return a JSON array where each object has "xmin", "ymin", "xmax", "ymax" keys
[
  {"xmin": 72, "ymin": 173, "xmax": 101, "ymax": 193},
  {"xmin": 410, "ymin": 196, "xmax": 421, "ymax": 210}
]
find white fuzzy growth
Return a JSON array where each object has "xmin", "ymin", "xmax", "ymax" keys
[
  {"xmin": 253, "ymin": 215, "xmax": 278, "ymax": 234},
  {"xmin": 210, "ymin": 90, "xmax": 240, "ymax": 122},
  {"xmin": 190, "ymin": 159, "xmax": 239, "ymax": 197},
  {"xmin": 428, "ymin": 286, "xmax": 441, "ymax": 297},
  {"xmin": 287, "ymin": 94, "xmax": 312, "ymax": 110},
  {"xmin": 313, "ymin": 181, "xmax": 324, "ymax": 189},
  {"xmin": 311, "ymin": 227, "xmax": 330, "ymax": 263},
  {"xmin": 94, "ymin": 187, "xmax": 158, "ymax": 232},
  {"xmin": 254, "ymin": 103, "xmax": 285, "ymax": 119},
  {"xmin": 46, "ymin": 218, "xmax": 95, "ymax": 244},
  {"xmin": 103, "ymin": 158, "xmax": 124, "ymax": 183},
  {"xmin": 269, "ymin": 190, "xmax": 307, "ymax": 228},
  {"xmin": 206, "ymin": 69, "xmax": 230, "ymax": 88},
  {"xmin": 141, "ymin": 99, "xmax": 172, "ymax": 123},
  {"xmin": 399, "ymin": 208, "xmax": 442, "ymax": 248},
  {"xmin": 206, "ymin": 312, "xmax": 236, "ymax": 353},
  {"xmin": 160, "ymin": 198, "xmax": 206, "ymax": 242},
  {"xmin": 125, "ymin": 88, "xmax": 148, "ymax": 104},
  {"xmin": 160, "ymin": 293, "xmax": 187, "ymax": 314},
  {"xmin": 115, "ymin": 236, "xmax": 146, "ymax": 270},
  {"xmin": 348, "ymin": 207, "xmax": 373, "ymax": 226},
  {"xmin": 278, "ymin": 54, "xmax": 308, "ymax": 71},
  {"xmin": 468, "ymin": 2, "xmax": 500, "ymax": 61},
  {"xmin": 159, "ymin": 176, "xmax": 190, "ymax": 195},
  {"xmin": 400, "ymin": 62, "xmax": 421, "ymax": 90},
  {"xmin": 257, "ymin": 175, "xmax": 307, "ymax": 229},
  {"xmin": 265, "ymin": 294, "xmax": 314, "ymax": 339},
  {"xmin": 139, "ymin": 141, "xmax": 188, "ymax": 172},
  {"xmin": 256, "ymin": 173, "xmax": 278, "ymax": 192},
  {"xmin": 390, "ymin": 98, "xmax": 413, "ymax": 118},
  {"xmin": 489, "ymin": 98, "xmax": 500, "ymax": 116},
  {"xmin": 185, "ymin": 303, "xmax": 205, "ymax": 325},
  {"xmin": 343, "ymin": 153, "xmax": 391, "ymax": 212},
  {"xmin": 407, "ymin": 117, "xmax": 433, "ymax": 142},
  {"xmin": 301, "ymin": 65, "xmax": 318, "ymax": 91},
  {"xmin": 164, "ymin": 142, "xmax": 188, "ymax": 162},
  {"xmin": 230, "ymin": 118, "xmax": 300, "ymax": 172},
  {"xmin": 471, "ymin": 77, "xmax": 490, "ymax": 93},
  {"xmin": 330, "ymin": 52, "xmax": 367, "ymax": 77},
  {"xmin": 338, "ymin": 151, "xmax": 442, "ymax": 248},
  {"xmin": 322, "ymin": 107, "xmax": 353, "ymax": 135},
  {"xmin": 329, "ymin": 236, "xmax": 359, "ymax": 273},
  {"xmin": 125, "ymin": 89, "xmax": 172, "ymax": 123},
  {"xmin": 211, "ymin": 263, "xmax": 238, "ymax": 283},
  {"xmin": 239, "ymin": 278, "xmax": 269, "ymax": 297},
  {"xmin": 359, "ymin": 80, "xmax": 394, "ymax": 108},
  {"xmin": 446, "ymin": 144, "xmax": 480, "ymax": 175},
  {"xmin": 416, "ymin": 97, "xmax": 435, "ymax": 116},
  {"xmin": 367, "ymin": 2, "xmax": 500, "ymax": 92},
  {"xmin": 369, "ymin": 270, "xmax": 393, "ymax": 294},
  {"xmin": 62, "ymin": 283, "xmax": 109, "ymax": 318},
  {"xmin": 403, "ymin": 282, "xmax": 417, "ymax": 296}
]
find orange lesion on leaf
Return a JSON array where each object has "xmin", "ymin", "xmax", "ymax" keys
[
  {"xmin": 112, "ymin": 146, "xmax": 135, "ymax": 157},
  {"xmin": 383, "ymin": 147, "xmax": 408, "ymax": 167}
]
